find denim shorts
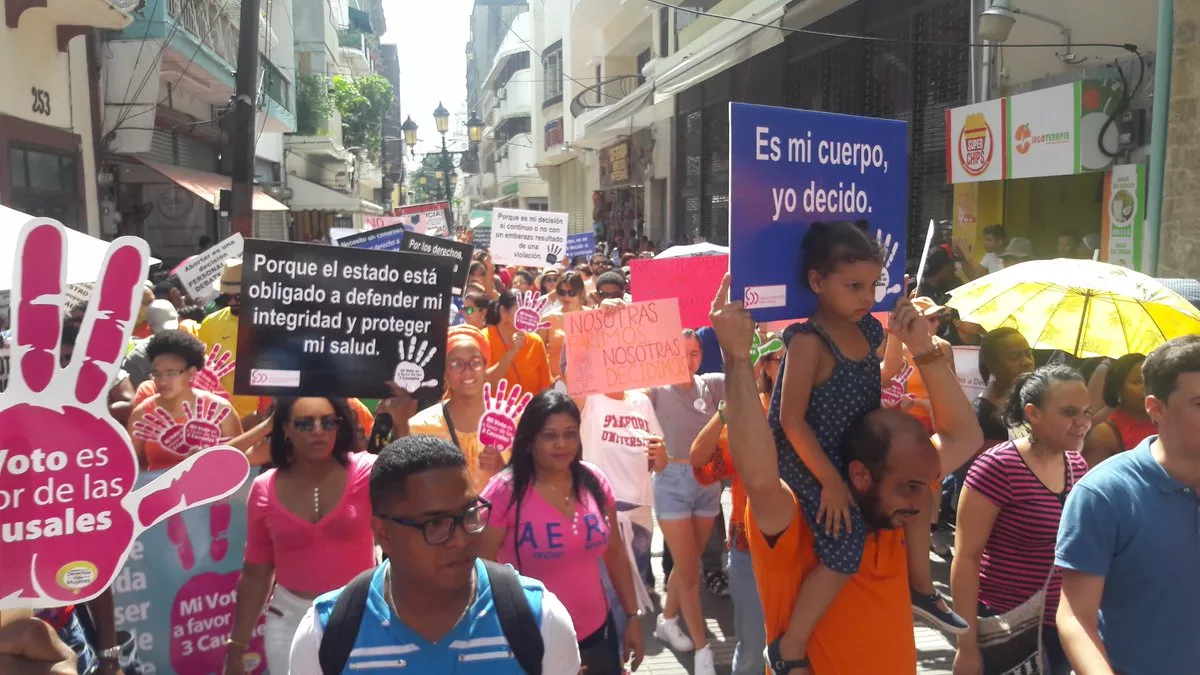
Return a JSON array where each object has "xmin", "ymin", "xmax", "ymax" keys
[{"xmin": 654, "ymin": 462, "xmax": 722, "ymax": 520}]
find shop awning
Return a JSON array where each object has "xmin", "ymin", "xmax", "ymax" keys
[
  {"xmin": 287, "ymin": 176, "xmax": 362, "ymax": 212},
  {"xmin": 652, "ymin": 3, "xmax": 786, "ymax": 103},
  {"xmin": 136, "ymin": 159, "xmax": 287, "ymax": 211},
  {"xmin": 360, "ymin": 199, "xmax": 385, "ymax": 216}
]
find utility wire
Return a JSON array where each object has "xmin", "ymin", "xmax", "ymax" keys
[{"xmin": 645, "ymin": 0, "xmax": 1139, "ymax": 53}]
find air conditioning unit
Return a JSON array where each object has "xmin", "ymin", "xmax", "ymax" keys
[{"xmin": 496, "ymin": 86, "xmax": 507, "ymax": 101}]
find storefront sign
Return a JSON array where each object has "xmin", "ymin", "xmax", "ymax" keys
[
  {"xmin": 610, "ymin": 142, "xmax": 630, "ymax": 184},
  {"xmin": 728, "ymin": 102, "xmax": 909, "ymax": 322},
  {"xmin": 111, "ymin": 476, "xmax": 268, "ymax": 675},
  {"xmin": 1007, "ymin": 83, "xmax": 1079, "ymax": 179},
  {"xmin": 544, "ymin": 118, "xmax": 564, "ymax": 150},
  {"xmin": 630, "ymin": 255, "xmax": 728, "ymax": 329},
  {"xmin": 946, "ymin": 99, "xmax": 1005, "ymax": 183},
  {"xmin": 491, "ymin": 208, "xmax": 569, "ymax": 267},
  {"xmin": 599, "ymin": 129, "xmax": 652, "ymax": 190},
  {"xmin": 564, "ymin": 299, "xmax": 690, "ymax": 397},
  {"xmin": 1101, "ymin": 164, "xmax": 1146, "ymax": 271},
  {"xmin": 234, "ymin": 240, "xmax": 453, "ymax": 405},
  {"xmin": 175, "ymin": 234, "xmax": 245, "ymax": 302}
]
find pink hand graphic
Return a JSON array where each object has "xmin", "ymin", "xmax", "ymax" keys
[
  {"xmin": 882, "ymin": 361, "xmax": 915, "ymax": 408},
  {"xmin": 479, "ymin": 380, "xmax": 533, "ymax": 450},
  {"xmin": 131, "ymin": 398, "xmax": 229, "ymax": 458},
  {"xmin": 0, "ymin": 221, "xmax": 250, "ymax": 609},
  {"xmin": 513, "ymin": 291, "xmax": 552, "ymax": 333},
  {"xmin": 191, "ymin": 344, "xmax": 234, "ymax": 395}
]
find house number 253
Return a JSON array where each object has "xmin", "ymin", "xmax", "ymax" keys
[{"xmin": 31, "ymin": 87, "xmax": 51, "ymax": 116}]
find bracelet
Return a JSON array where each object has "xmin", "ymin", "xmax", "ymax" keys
[
  {"xmin": 717, "ymin": 400, "xmax": 727, "ymax": 425},
  {"xmin": 226, "ymin": 639, "xmax": 249, "ymax": 651}
]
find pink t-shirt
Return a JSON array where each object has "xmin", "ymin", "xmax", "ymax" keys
[
  {"xmin": 482, "ymin": 461, "xmax": 615, "ymax": 637},
  {"xmin": 244, "ymin": 452, "xmax": 377, "ymax": 596}
]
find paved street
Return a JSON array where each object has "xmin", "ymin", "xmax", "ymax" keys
[{"xmin": 635, "ymin": 494, "xmax": 956, "ymax": 675}]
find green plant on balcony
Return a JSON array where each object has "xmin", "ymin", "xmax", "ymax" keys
[
  {"xmin": 295, "ymin": 73, "xmax": 333, "ymax": 136},
  {"xmin": 338, "ymin": 29, "xmax": 364, "ymax": 49},
  {"xmin": 332, "ymin": 75, "xmax": 394, "ymax": 161}
]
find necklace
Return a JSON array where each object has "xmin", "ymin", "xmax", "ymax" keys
[
  {"xmin": 385, "ymin": 565, "xmax": 478, "ymax": 629},
  {"xmin": 539, "ymin": 479, "xmax": 580, "ymax": 534},
  {"xmin": 542, "ymin": 480, "xmax": 573, "ymax": 505},
  {"xmin": 312, "ymin": 486, "xmax": 321, "ymax": 520}
]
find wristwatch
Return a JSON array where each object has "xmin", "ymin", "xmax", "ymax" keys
[
  {"xmin": 625, "ymin": 608, "xmax": 645, "ymax": 621},
  {"xmin": 911, "ymin": 343, "xmax": 944, "ymax": 366},
  {"xmin": 100, "ymin": 645, "xmax": 122, "ymax": 662}
]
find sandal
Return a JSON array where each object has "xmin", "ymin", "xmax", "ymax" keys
[
  {"xmin": 705, "ymin": 570, "xmax": 730, "ymax": 597},
  {"xmin": 765, "ymin": 637, "xmax": 811, "ymax": 674}
]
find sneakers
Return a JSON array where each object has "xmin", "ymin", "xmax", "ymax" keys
[
  {"xmin": 654, "ymin": 614, "xmax": 694, "ymax": 652},
  {"xmin": 911, "ymin": 588, "xmax": 969, "ymax": 635},
  {"xmin": 694, "ymin": 645, "xmax": 717, "ymax": 675},
  {"xmin": 705, "ymin": 570, "xmax": 730, "ymax": 597}
]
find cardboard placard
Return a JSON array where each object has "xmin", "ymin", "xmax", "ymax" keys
[
  {"xmin": 400, "ymin": 231, "xmax": 474, "ymax": 295},
  {"xmin": 335, "ymin": 222, "xmax": 407, "ymax": 252},
  {"xmin": 234, "ymin": 239, "xmax": 453, "ymax": 404},
  {"xmin": 630, "ymin": 255, "xmax": 727, "ymax": 329},
  {"xmin": 491, "ymin": 208, "xmax": 569, "ymax": 267},
  {"xmin": 566, "ymin": 232, "xmax": 597, "ymax": 259},
  {"xmin": 0, "ymin": 219, "xmax": 250, "ymax": 610},
  {"xmin": 565, "ymin": 299, "xmax": 690, "ymax": 397},
  {"xmin": 953, "ymin": 345, "xmax": 986, "ymax": 402},
  {"xmin": 111, "ymin": 475, "xmax": 268, "ymax": 674},
  {"xmin": 729, "ymin": 102, "xmax": 909, "ymax": 321},
  {"xmin": 175, "ymin": 234, "xmax": 244, "ymax": 301}
]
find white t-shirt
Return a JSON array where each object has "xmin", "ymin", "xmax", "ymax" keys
[
  {"xmin": 580, "ymin": 391, "xmax": 663, "ymax": 507},
  {"xmin": 980, "ymin": 252, "xmax": 1005, "ymax": 275}
]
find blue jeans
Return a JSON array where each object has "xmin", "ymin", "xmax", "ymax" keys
[
  {"xmin": 728, "ymin": 548, "xmax": 765, "ymax": 675},
  {"xmin": 59, "ymin": 613, "xmax": 98, "ymax": 675}
]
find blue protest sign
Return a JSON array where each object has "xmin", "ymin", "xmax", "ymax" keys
[
  {"xmin": 729, "ymin": 103, "xmax": 908, "ymax": 322},
  {"xmin": 566, "ymin": 232, "xmax": 596, "ymax": 259},
  {"xmin": 335, "ymin": 223, "xmax": 406, "ymax": 251}
]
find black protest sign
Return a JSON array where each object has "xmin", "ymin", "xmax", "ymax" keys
[
  {"xmin": 400, "ymin": 232, "xmax": 473, "ymax": 295},
  {"xmin": 234, "ymin": 239, "xmax": 453, "ymax": 404}
]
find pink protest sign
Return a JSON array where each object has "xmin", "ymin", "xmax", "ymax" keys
[
  {"xmin": 131, "ymin": 398, "xmax": 231, "ymax": 459},
  {"xmin": 565, "ymin": 298, "xmax": 690, "ymax": 397},
  {"xmin": 479, "ymin": 380, "xmax": 533, "ymax": 450},
  {"xmin": 193, "ymin": 343, "xmax": 235, "ymax": 395},
  {"xmin": 0, "ymin": 220, "xmax": 251, "ymax": 610},
  {"xmin": 513, "ymin": 291, "xmax": 552, "ymax": 333},
  {"xmin": 630, "ymin": 255, "xmax": 727, "ymax": 329}
]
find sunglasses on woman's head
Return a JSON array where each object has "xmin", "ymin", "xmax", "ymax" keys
[{"xmin": 291, "ymin": 415, "xmax": 341, "ymax": 432}]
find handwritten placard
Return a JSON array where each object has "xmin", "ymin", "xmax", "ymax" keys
[
  {"xmin": 630, "ymin": 255, "xmax": 727, "ymax": 329},
  {"xmin": 565, "ymin": 299, "xmax": 690, "ymax": 397}
]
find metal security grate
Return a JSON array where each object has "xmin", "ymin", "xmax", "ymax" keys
[{"xmin": 677, "ymin": 108, "xmax": 703, "ymax": 244}]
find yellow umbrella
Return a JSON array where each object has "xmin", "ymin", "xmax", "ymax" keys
[{"xmin": 946, "ymin": 258, "xmax": 1200, "ymax": 358}]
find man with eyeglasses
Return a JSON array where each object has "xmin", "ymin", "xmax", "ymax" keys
[{"xmin": 289, "ymin": 434, "xmax": 581, "ymax": 674}]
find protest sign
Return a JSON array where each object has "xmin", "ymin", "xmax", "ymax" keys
[
  {"xmin": 234, "ymin": 240, "xmax": 454, "ymax": 404},
  {"xmin": 329, "ymin": 227, "xmax": 357, "ymax": 243},
  {"xmin": 566, "ymin": 232, "xmax": 597, "ymax": 259},
  {"xmin": 565, "ymin": 298, "xmax": 689, "ymax": 397},
  {"xmin": 491, "ymin": 208, "xmax": 569, "ymax": 267},
  {"xmin": 729, "ymin": 102, "xmax": 909, "ymax": 321},
  {"xmin": 176, "ymin": 234, "xmax": 244, "ymax": 301},
  {"xmin": 0, "ymin": 219, "xmax": 250, "ymax": 609},
  {"xmin": 953, "ymin": 346, "xmax": 986, "ymax": 402},
  {"xmin": 630, "ymin": 255, "xmax": 727, "ymax": 329},
  {"xmin": 478, "ymin": 380, "xmax": 532, "ymax": 450},
  {"xmin": 400, "ymin": 231, "xmax": 474, "ymax": 295},
  {"xmin": 111, "ymin": 475, "xmax": 267, "ymax": 674},
  {"xmin": 389, "ymin": 201, "xmax": 450, "ymax": 236},
  {"xmin": 336, "ymin": 222, "xmax": 407, "ymax": 252},
  {"xmin": 473, "ymin": 226, "xmax": 492, "ymax": 251},
  {"xmin": 513, "ymin": 291, "xmax": 552, "ymax": 332},
  {"xmin": 363, "ymin": 216, "xmax": 404, "ymax": 231}
]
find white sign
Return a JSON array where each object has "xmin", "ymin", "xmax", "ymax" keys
[
  {"xmin": 0, "ymin": 284, "xmax": 91, "ymax": 319},
  {"xmin": 1007, "ymin": 83, "xmax": 1078, "ymax": 180},
  {"xmin": 947, "ymin": 99, "xmax": 1005, "ymax": 184},
  {"xmin": 176, "ymin": 233, "xmax": 244, "ymax": 301},
  {"xmin": 491, "ymin": 208, "xmax": 569, "ymax": 267},
  {"xmin": 953, "ymin": 345, "xmax": 986, "ymax": 402}
]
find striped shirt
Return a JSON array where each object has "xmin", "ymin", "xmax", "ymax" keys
[{"xmin": 964, "ymin": 442, "xmax": 1088, "ymax": 624}]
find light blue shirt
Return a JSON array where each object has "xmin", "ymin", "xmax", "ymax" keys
[{"xmin": 1055, "ymin": 437, "xmax": 1200, "ymax": 674}]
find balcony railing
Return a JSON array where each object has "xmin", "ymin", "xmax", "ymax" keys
[
  {"xmin": 570, "ymin": 75, "xmax": 642, "ymax": 119},
  {"xmin": 168, "ymin": 0, "xmax": 238, "ymax": 67}
]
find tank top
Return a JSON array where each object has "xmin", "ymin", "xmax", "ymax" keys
[{"xmin": 1108, "ymin": 409, "xmax": 1156, "ymax": 452}]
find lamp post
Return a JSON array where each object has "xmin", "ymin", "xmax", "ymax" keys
[{"xmin": 402, "ymin": 102, "xmax": 484, "ymax": 228}]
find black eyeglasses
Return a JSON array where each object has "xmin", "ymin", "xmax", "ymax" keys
[
  {"xmin": 290, "ymin": 415, "xmax": 341, "ymax": 432},
  {"xmin": 377, "ymin": 497, "xmax": 493, "ymax": 545}
]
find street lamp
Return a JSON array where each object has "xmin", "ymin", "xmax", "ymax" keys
[{"xmin": 402, "ymin": 103, "xmax": 485, "ymax": 228}]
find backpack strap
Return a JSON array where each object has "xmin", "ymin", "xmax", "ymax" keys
[
  {"xmin": 483, "ymin": 559, "xmax": 544, "ymax": 675},
  {"xmin": 318, "ymin": 568, "xmax": 377, "ymax": 674}
]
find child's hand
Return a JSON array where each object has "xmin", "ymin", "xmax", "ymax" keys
[{"xmin": 817, "ymin": 480, "xmax": 853, "ymax": 537}]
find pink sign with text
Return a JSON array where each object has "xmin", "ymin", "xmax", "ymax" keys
[
  {"xmin": 565, "ymin": 299, "xmax": 690, "ymax": 397},
  {"xmin": 0, "ymin": 220, "xmax": 251, "ymax": 610},
  {"xmin": 630, "ymin": 255, "xmax": 728, "ymax": 329}
]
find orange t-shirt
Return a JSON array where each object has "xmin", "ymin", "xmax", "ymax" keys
[
  {"xmin": 693, "ymin": 394, "xmax": 769, "ymax": 551},
  {"xmin": 747, "ymin": 491, "xmax": 915, "ymax": 674},
  {"xmin": 486, "ymin": 325, "xmax": 552, "ymax": 396}
]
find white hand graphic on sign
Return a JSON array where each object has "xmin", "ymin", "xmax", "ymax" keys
[
  {"xmin": 875, "ymin": 229, "xmax": 902, "ymax": 303},
  {"xmin": 393, "ymin": 337, "xmax": 440, "ymax": 393}
]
